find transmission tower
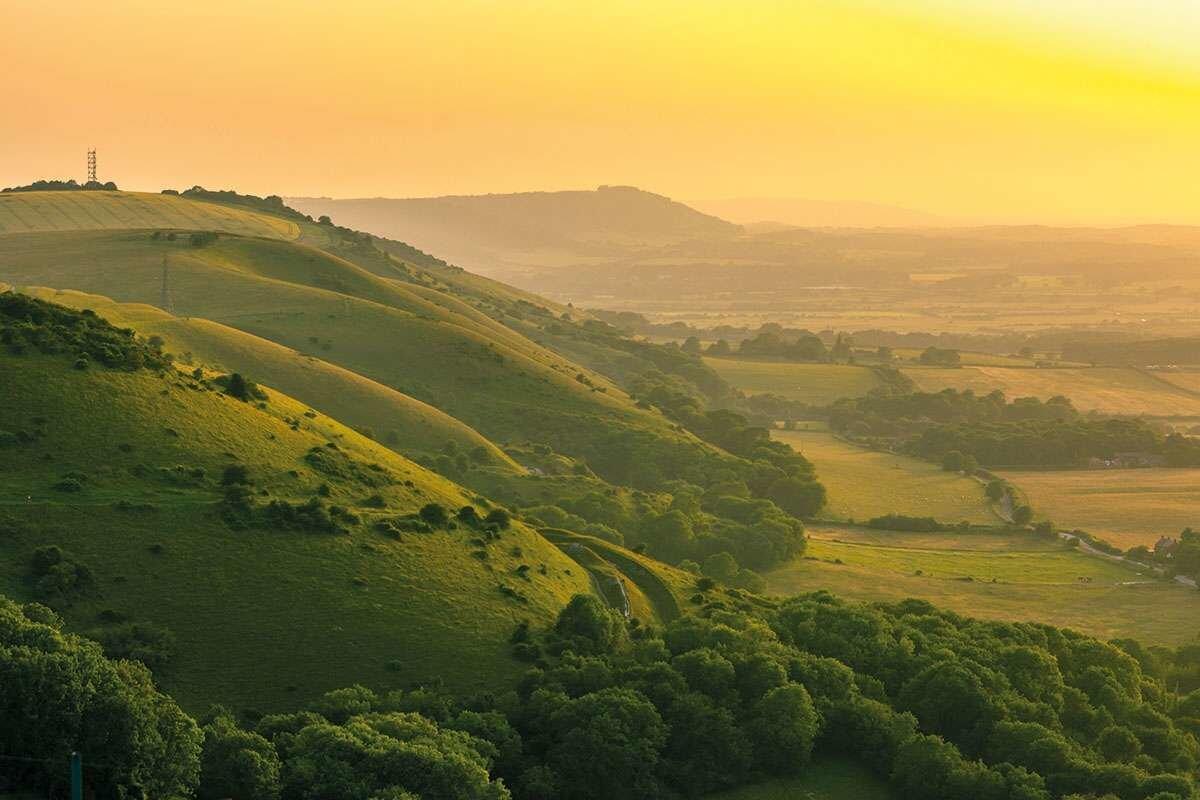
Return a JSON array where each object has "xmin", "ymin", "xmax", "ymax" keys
[
  {"xmin": 86, "ymin": 150, "xmax": 97, "ymax": 184},
  {"xmin": 160, "ymin": 255, "xmax": 174, "ymax": 313}
]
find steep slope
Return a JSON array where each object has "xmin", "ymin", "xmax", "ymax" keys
[
  {"xmin": 21, "ymin": 287, "xmax": 520, "ymax": 471},
  {"xmin": 0, "ymin": 295, "xmax": 592, "ymax": 712},
  {"xmin": 0, "ymin": 219, "xmax": 744, "ymax": 489}
]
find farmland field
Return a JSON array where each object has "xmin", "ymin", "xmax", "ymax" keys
[
  {"xmin": 768, "ymin": 526, "xmax": 1200, "ymax": 646},
  {"xmin": 0, "ymin": 190, "xmax": 300, "ymax": 239},
  {"xmin": 998, "ymin": 468, "xmax": 1200, "ymax": 549},
  {"xmin": 705, "ymin": 756, "xmax": 893, "ymax": 799},
  {"xmin": 772, "ymin": 427, "xmax": 995, "ymax": 524},
  {"xmin": 903, "ymin": 365, "xmax": 1200, "ymax": 416},
  {"xmin": 704, "ymin": 358, "xmax": 883, "ymax": 404}
]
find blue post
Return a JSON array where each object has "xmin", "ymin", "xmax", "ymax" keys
[{"xmin": 70, "ymin": 751, "xmax": 82, "ymax": 800}]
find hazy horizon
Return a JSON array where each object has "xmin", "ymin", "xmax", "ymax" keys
[{"xmin": 7, "ymin": 0, "xmax": 1200, "ymax": 226}]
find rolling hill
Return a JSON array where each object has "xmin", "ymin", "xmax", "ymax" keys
[
  {"xmin": 0, "ymin": 191, "xmax": 746, "ymax": 490},
  {"xmin": 0, "ymin": 294, "xmax": 597, "ymax": 713},
  {"xmin": 287, "ymin": 185, "xmax": 741, "ymax": 276}
]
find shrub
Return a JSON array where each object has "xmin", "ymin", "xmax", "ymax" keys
[
  {"xmin": 419, "ymin": 503, "xmax": 449, "ymax": 527},
  {"xmin": 222, "ymin": 464, "xmax": 251, "ymax": 486},
  {"xmin": 484, "ymin": 508, "xmax": 511, "ymax": 529}
]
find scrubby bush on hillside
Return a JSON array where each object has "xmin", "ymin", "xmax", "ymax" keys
[
  {"xmin": 28, "ymin": 545, "xmax": 93, "ymax": 605},
  {"xmin": 0, "ymin": 294, "xmax": 171, "ymax": 370},
  {"xmin": 88, "ymin": 621, "xmax": 177, "ymax": 671}
]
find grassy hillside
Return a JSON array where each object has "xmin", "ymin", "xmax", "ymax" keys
[
  {"xmin": 0, "ymin": 190, "xmax": 299, "ymax": 239},
  {"xmin": 904, "ymin": 364, "xmax": 1200, "ymax": 416},
  {"xmin": 998, "ymin": 468, "xmax": 1200, "ymax": 549},
  {"xmin": 768, "ymin": 526, "xmax": 1200, "ymax": 646},
  {"xmin": 0, "ymin": 211, "xmax": 742, "ymax": 489},
  {"xmin": 772, "ymin": 426, "xmax": 995, "ymax": 524},
  {"xmin": 0, "ymin": 297, "xmax": 594, "ymax": 713},
  {"xmin": 704, "ymin": 358, "xmax": 884, "ymax": 404},
  {"xmin": 22, "ymin": 287, "xmax": 520, "ymax": 471}
]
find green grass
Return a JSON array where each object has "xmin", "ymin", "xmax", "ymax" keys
[
  {"xmin": 0, "ymin": 350, "xmax": 593, "ymax": 714},
  {"xmin": 771, "ymin": 427, "xmax": 996, "ymax": 524},
  {"xmin": 998, "ymin": 468, "xmax": 1200, "ymax": 549},
  {"xmin": 704, "ymin": 358, "xmax": 883, "ymax": 404},
  {"xmin": 805, "ymin": 527, "xmax": 1137, "ymax": 584},
  {"xmin": 767, "ymin": 527, "xmax": 1200, "ymax": 647},
  {"xmin": 1, "ymin": 222, "xmax": 739, "ymax": 490},
  {"xmin": 0, "ymin": 191, "xmax": 299, "ymax": 239},
  {"xmin": 903, "ymin": 365, "xmax": 1200, "ymax": 416},
  {"xmin": 705, "ymin": 756, "xmax": 894, "ymax": 799},
  {"xmin": 23, "ymin": 287, "xmax": 520, "ymax": 472}
]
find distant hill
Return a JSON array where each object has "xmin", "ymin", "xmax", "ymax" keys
[
  {"xmin": 693, "ymin": 196, "xmax": 948, "ymax": 228},
  {"xmin": 286, "ymin": 186, "xmax": 741, "ymax": 274}
]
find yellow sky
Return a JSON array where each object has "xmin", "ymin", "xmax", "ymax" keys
[{"xmin": 5, "ymin": 0, "xmax": 1200, "ymax": 223}]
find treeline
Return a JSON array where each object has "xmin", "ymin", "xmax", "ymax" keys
[
  {"xmin": 2, "ymin": 179, "xmax": 118, "ymax": 192},
  {"xmin": 830, "ymin": 388, "xmax": 1200, "ymax": 467},
  {"xmin": 12, "ymin": 590, "xmax": 1200, "ymax": 799},
  {"xmin": 587, "ymin": 309, "xmax": 1156, "ymax": 360},
  {"xmin": 1063, "ymin": 338, "xmax": 1200, "ymax": 367}
]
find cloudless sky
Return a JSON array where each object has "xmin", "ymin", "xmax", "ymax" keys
[{"xmin": 5, "ymin": 0, "xmax": 1200, "ymax": 223}]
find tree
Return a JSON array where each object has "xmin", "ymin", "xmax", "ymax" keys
[
  {"xmin": 200, "ymin": 713, "xmax": 282, "ymax": 800},
  {"xmin": 547, "ymin": 688, "xmax": 667, "ymax": 800},
  {"xmin": 701, "ymin": 552, "xmax": 739, "ymax": 583},
  {"xmin": 1097, "ymin": 726, "xmax": 1142, "ymax": 763},
  {"xmin": 0, "ymin": 596, "xmax": 202, "ymax": 798},
  {"xmin": 227, "ymin": 372, "xmax": 251, "ymax": 401},
  {"xmin": 681, "ymin": 336, "xmax": 702, "ymax": 356},
  {"xmin": 1013, "ymin": 505, "xmax": 1034, "ymax": 525},
  {"xmin": 419, "ymin": 503, "xmax": 448, "ymax": 527},
  {"xmin": 554, "ymin": 594, "xmax": 624, "ymax": 654},
  {"xmin": 766, "ymin": 476, "xmax": 826, "ymax": 518},
  {"xmin": 747, "ymin": 683, "xmax": 819, "ymax": 773},
  {"xmin": 707, "ymin": 339, "xmax": 732, "ymax": 356}
]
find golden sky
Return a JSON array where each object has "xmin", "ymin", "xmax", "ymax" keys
[{"xmin": 5, "ymin": 0, "xmax": 1200, "ymax": 223}]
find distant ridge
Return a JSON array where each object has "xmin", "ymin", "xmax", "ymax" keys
[
  {"xmin": 694, "ymin": 196, "xmax": 949, "ymax": 228},
  {"xmin": 286, "ymin": 186, "xmax": 740, "ymax": 272}
]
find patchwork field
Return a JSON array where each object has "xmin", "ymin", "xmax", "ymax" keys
[
  {"xmin": 704, "ymin": 358, "xmax": 883, "ymax": 404},
  {"xmin": 0, "ymin": 190, "xmax": 299, "ymax": 239},
  {"xmin": 706, "ymin": 756, "xmax": 893, "ymax": 799},
  {"xmin": 769, "ymin": 527, "xmax": 1200, "ymax": 646},
  {"xmin": 998, "ymin": 468, "xmax": 1200, "ymax": 549},
  {"xmin": 771, "ymin": 427, "xmax": 995, "ymax": 524},
  {"xmin": 903, "ymin": 365, "xmax": 1200, "ymax": 416}
]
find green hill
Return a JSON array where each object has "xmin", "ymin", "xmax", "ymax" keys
[
  {"xmin": 22, "ymin": 287, "xmax": 520, "ymax": 472},
  {"xmin": 0, "ymin": 294, "xmax": 593, "ymax": 713},
  {"xmin": 0, "ymin": 208, "xmax": 741, "ymax": 489}
]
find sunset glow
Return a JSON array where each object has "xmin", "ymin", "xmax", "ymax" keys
[{"xmin": 7, "ymin": 0, "xmax": 1200, "ymax": 222}]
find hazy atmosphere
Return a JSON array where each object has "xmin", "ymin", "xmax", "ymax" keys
[
  {"xmin": 8, "ymin": 0, "xmax": 1200, "ymax": 222},
  {"xmin": 4, "ymin": 3, "xmax": 1200, "ymax": 800}
]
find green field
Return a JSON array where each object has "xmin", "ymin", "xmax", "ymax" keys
[
  {"xmin": 706, "ymin": 756, "xmax": 893, "ymax": 799},
  {"xmin": 704, "ymin": 358, "xmax": 883, "ymax": 404},
  {"xmin": 0, "ymin": 190, "xmax": 299, "ymax": 239},
  {"xmin": 999, "ymin": 468, "xmax": 1200, "ymax": 549},
  {"xmin": 0, "ymin": 347, "xmax": 593, "ymax": 713},
  {"xmin": 903, "ymin": 364, "xmax": 1200, "ymax": 416},
  {"xmin": 769, "ymin": 527, "xmax": 1200, "ymax": 646},
  {"xmin": 771, "ymin": 427, "xmax": 995, "ymax": 523}
]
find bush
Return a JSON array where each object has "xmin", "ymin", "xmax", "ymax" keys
[
  {"xmin": 419, "ymin": 503, "xmax": 449, "ymax": 527},
  {"xmin": 222, "ymin": 464, "xmax": 251, "ymax": 486},
  {"xmin": 484, "ymin": 508, "xmax": 511, "ymax": 529}
]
